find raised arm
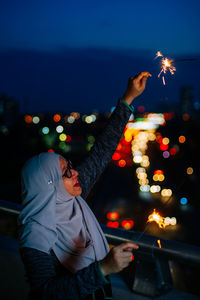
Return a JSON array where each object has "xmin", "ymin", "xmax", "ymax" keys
[{"xmin": 77, "ymin": 72, "xmax": 151, "ymax": 198}]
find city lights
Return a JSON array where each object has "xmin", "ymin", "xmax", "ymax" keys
[
  {"xmin": 187, "ymin": 167, "xmax": 193, "ymax": 175},
  {"xmin": 112, "ymin": 152, "xmax": 121, "ymax": 160},
  {"xmin": 24, "ymin": 115, "xmax": 32, "ymax": 123},
  {"xmin": 140, "ymin": 185, "xmax": 150, "ymax": 192},
  {"xmin": 180, "ymin": 197, "xmax": 188, "ymax": 205},
  {"xmin": 163, "ymin": 151, "xmax": 170, "ymax": 158},
  {"xmin": 118, "ymin": 159, "xmax": 126, "ymax": 167},
  {"xmin": 106, "ymin": 212, "xmax": 119, "ymax": 220},
  {"xmin": 53, "ymin": 114, "xmax": 61, "ymax": 122},
  {"xmin": 67, "ymin": 116, "xmax": 75, "ymax": 124},
  {"xmin": 59, "ymin": 133, "xmax": 67, "ymax": 141},
  {"xmin": 56, "ymin": 125, "xmax": 64, "ymax": 133},
  {"xmin": 179, "ymin": 135, "xmax": 186, "ymax": 143},
  {"xmin": 162, "ymin": 137, "xmax": 170, "ymax": 145},
  {"xmin": 32, "ymin": 116, "xmax": 40, "ymax": 124},
  {"xmin": 42, "ymin": 127, "xmax": 50, "ymax": 134},
  {"xmin": 161, "ymin": 189, "xmax": 172, "ymax": 197},
  {"xmin": 121, "ymin": 220, "xmax": 134, "ymax": 230},
  {"xmin": 106, "ymin": 221, "xmax": 119, "ymax": 228},
  {"xmin": 150, "ymin": 185, "xmax": 161, "ymax": 193}
]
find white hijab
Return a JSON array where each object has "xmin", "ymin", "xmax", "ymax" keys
[{"xmin": 18, "ymin": 153, "xmax": 109, "ymax": 273}]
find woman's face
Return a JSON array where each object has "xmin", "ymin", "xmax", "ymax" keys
[{"xmin": 59, "ymin": 156, "xmax": 82, "ymax": 196}]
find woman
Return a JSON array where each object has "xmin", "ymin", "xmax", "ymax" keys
[{"xmin": 18, "ymin": 72, "xmax": 151, "ymax": 300}]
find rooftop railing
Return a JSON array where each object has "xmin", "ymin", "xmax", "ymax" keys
[{"xmin": 1, "ymin": 200, "xmax": 200, "ymax": 298}]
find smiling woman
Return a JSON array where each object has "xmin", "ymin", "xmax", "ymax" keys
[{"xmin": 17, "ymin": 72, "xmax": 150, "ymax": 300}]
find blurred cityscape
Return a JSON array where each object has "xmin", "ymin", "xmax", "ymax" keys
[{"xmin": 1, "ymin": 86, "xmax": 200, "ymax": 250}]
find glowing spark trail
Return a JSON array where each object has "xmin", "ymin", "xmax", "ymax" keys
[
  {"xmin": 162, "ymin": 76, "xmax": 166, "ymax": 85},
  {"xmin": 157, "ymin": 239, "xmax": 162, "ymax": 248},
  {"xmin": 155, "ymin": 51, "xmax": 176, "ymax": 85},
  {"xmin": 155, "ymin": 51, "xmax": 163, "ymax": 59}
]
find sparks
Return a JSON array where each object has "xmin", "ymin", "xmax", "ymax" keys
[
  {"xmin": 155, "ymin": 51, "xmax": 163, "ymax": 59},
  {"xmin": 147, "ymin": 209, "xmax": 167, "ymax": 228},
  {"xmin": 157, "ymin": 239, "xmax": 162, "ymax": 248},
  {"xmin": 158, "ymin": 57, "xmax": 176, "ymax": 78},
  {"xmin": 147, "ymin": 209, "xmax": 177, "ymax": 228},
  {"xmin": 162, "ymin": 76, "xmax": 166, "ymax": 85},
  {"xmin": 155, "ymin": 51, "xmax": 176, "ymax": 85}
]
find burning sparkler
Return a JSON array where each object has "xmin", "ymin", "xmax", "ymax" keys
[
  {"xmin": 155, "ymin": 51, "xmax": 176, "ymax": 85},
  {"xmin": 147, "ymin": 209, "xmax": 166, "ymax": 228},
  {"xmin": 147, "ymin": 209, "xmax": 177, "ymax": 228}
]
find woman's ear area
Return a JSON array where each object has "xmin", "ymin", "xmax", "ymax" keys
[{"xmin": 59, "ymin": 156, "xmax": 67, "ymax": 174}]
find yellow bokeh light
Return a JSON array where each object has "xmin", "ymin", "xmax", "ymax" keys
[
  {"xmin": 137, "ymin": 173, "xmax": 147, "ymax": 179},
  {"xmin": 170, "ymin": 217, "xmax": 177, "ymax": 226},
  {"xmin": 141, "ymin": 160, "xmax": 150, "ymax": 167},
  {"xmin": 187, "ymin": 167, "xmax": 193, "ymax": 175},
  {"xmin": 162, "ymin": 137, "xmax": 169, "ymax": 145},
  {"xmin": 148, "ymin": 132, "xmax": 156, "ymax": 141},
  {"xmin": 164, "ymin": 217, "xmax": 171, "ymax": 225},
  {"xmin": 59, "ymin": 133, "xmax": 67, "ymax": 141},
  {"xmin": 161, "ymin": 189, "xmax": 172, "ymax": 197}
]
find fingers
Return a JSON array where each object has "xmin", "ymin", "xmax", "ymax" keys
[
  {"xmin": 117, "ymin": 242, "xmax": 139, "ymax": 251},
  {"xmin": 135, "ymin": 71, "xmax": 152, "ymax": 81}
]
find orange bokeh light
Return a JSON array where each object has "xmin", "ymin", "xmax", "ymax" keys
[
  {"xmin": 24, "ymin": 115, "xmax": 32, "ymax": 123},
  {"xmin": 118, "ymin": 159, "xmax": 126, "ymax": 167},
  {"xmin": 179, "ymin": 135, "xmax": 186, "ymax": 143},
  {"xmin": 53, "ymin": 114, "xmax": 61, "ymax": 122}
]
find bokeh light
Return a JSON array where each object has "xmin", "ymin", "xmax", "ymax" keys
[
  {"xmin": 179, "ymin": 135, "xmax": 186, "ymax": 143},
  {"xmin": 53, "ymin": 114, "xmax": 61, "ymax": 122},
  {"xmin": 24, "ymin": 115, "xmax": 32, "ymax": 123},
  {"xmin": 42, "ymin": 127, "xmax": 50, "ymax": 134},
  {"xmin": 32, "ymin": 116, "xmax": 40, "ymax": 124},
  {"xmin": 180, "ymin": 197, "xmax": 188, "ymax": 205},
  {"xmin": 187, "ymin": 167, "xmax": 193, "ymax": 175},
  {"xmin": 59, "ymin": 133, "xmax": 67, "ymax": 141},
  {"xmin": 56, "ymin": 125, "xmax": 64, "ymax": 133}
]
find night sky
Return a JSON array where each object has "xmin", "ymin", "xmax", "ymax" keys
[{"xmin": 0, "ymin": 0, "xmax": 200, "ymax": 112}]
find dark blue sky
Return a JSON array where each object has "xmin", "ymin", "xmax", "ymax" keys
[{"xmin": 0, "ymin": 0, "xmax": 200, "ymax": 112}]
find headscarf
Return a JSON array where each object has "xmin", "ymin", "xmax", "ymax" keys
[{"xmin": 18, "ymin": 152, "xmax": 109, "ymax": 273}]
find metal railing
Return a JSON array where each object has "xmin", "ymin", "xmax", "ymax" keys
[
  {"xmin": 101, "ymin": 224, "xmax": 200, "ymax": 268},
  {"xmin": 1, "ymin": 200, "xmax": 200, "ymax": 297}
]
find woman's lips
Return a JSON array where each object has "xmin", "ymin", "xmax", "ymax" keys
[{"xmin": 74, "ymin": 182, "xmax": 80, "ymax": 187}]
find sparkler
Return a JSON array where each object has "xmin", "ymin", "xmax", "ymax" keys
[
  {"xmin": 155, "ymin": 51, "xmax": 176, "ymax": 85},
  {"xmin": 147, "ymin": 209, "xmax": 167, "ymax": 228},
  {"xmin": 147, "ymin": 209, "xmax": 177, "ymax": 228}
]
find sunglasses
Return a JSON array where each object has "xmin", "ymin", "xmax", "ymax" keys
[{"xmin": 62, "ymin": 160, "xmax": 73, "ymax": 178}]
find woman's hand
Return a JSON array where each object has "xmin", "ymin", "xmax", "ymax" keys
[
  {"xmin": 122, "ymin": 71, "xmax": 152, "ymax": 105},
  {"xmin": 100, "ymin": 242, "xmax": 139, "ymax": 276}
]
